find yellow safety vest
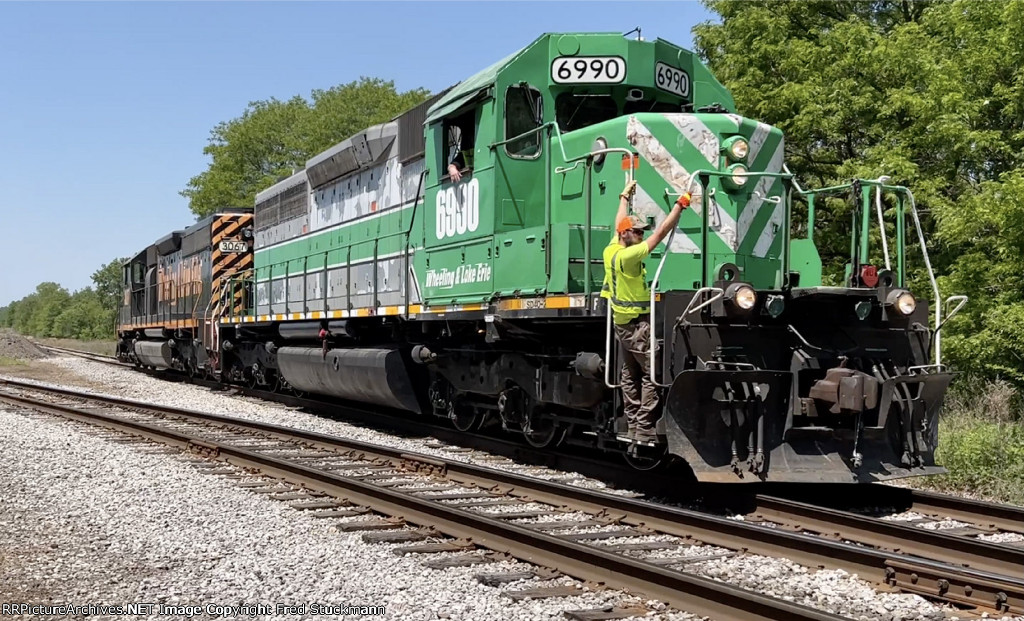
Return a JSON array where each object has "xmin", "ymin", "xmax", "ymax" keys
[{"xmin": 602, "ymin": 241, "xmax": 650, "ymax": 325}]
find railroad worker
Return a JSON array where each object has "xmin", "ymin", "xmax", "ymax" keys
[
  {"xmin": 604, "ymin": 180, "xmax": 690, "ymax": 443},
  {"xmin": 447, "ymin": 149, "xmax": 472, "ymax": 181},
  {"xmin": 447, "ymin": 120, "xmax": 474, "ymax": 182}
]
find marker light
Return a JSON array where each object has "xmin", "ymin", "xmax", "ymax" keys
[
  {"xmin": 766, "ymin": 295, "xmax": 785, "ymax": 318},
  {"xmin": 855, "ymin": 300, "xmax": 872, "ymax": 320},
  {"xmin": 592, "ymin": 137, "xmax": 608, "ymax": 164}
]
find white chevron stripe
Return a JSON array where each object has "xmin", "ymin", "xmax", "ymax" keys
[
  {"xmin": 746, "ymin": 122, "xmax": 772, "ymax": 162},
  {"xmin": 626, "ymin": 116, "xmax": 739, "ymax": 251},
  {"xmin": 633, "ymin": 184, "xmax": 700, "ymax": 254},
  {"xmin": 752, "ymin": 200, "xmax": 786, "ymax": 258},
  {"xmin": 737, "ymin": 136, "xmax": 785, "ymax": 248},
  {"xmin": 664, "ymin": 114, "xmax": 719, "ymax": 166}
]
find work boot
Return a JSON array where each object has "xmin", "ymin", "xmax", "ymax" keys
[{"xmin": 634, "ymin": 428, "xmax": 659, "ymax": 444}]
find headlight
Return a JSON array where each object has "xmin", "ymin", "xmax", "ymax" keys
[
  {"xmin": 722, "ymin": 136, "xmax": 749, "ymax": 162},
  {"xmin": 897, "ymin": 292, "xmax": 916, "ymax": 315},
  {"xmin": 886, "ymin": 289, "xmax": 917, "ymax": 315},
  {"xmin": 723, "ymin": 163, "xmax": 748, "ymax": 190},
  {"xmin": 727, "ymin": 283, "xmax": 757, "ymax": 310}
]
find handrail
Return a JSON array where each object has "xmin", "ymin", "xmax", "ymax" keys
[
  {"xmin": 677, "ymin": 287, "xmax": 726, "ymax": 326},
  {"xmin": 603, "ymin": 305, "xmax": 620, "ymax": 389},
  {"xmin": 904, "ymin": 187, "xmax": 945, "ymax": 364},
  {"xmin": 874, "ymin": 183, "xmax": 892, "ymax": 271},
  {"xmin": 254, "ymin": 227, "xmax": 410, "ymax": 314},
  {"xmin": 648, "ymin": 172, "xmax": 697, "ymax": 388},
  {"xmin": 793, "ymin": 177, "xmax": 966, "ymax": 366},
  {"xmin": 650, "ymin": 228, "xmax": 677, "ymax": 388}
]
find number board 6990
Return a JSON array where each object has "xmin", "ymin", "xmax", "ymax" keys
[
  {"xmin": 551, "ymin": 56, "xmax": 626, "ymax": 84},
  {"xmin": 655, "ymin": 62, "xmax": 690, "ymax": 98}
]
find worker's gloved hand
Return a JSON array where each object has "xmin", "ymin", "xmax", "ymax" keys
[{"xmin": 620, "ymin": 180, "xmax": 637, "ymax": 199}]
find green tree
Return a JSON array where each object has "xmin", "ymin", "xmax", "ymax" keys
[
  {"xmin": 300, "ymin": 78, "xmax": 431, "ymax": 155},
  {"xmin": 53, "ymin": 288, "xmax": 111, "ymax": 339},
  {"xmin": 92, "ymin": 257, "xmax": 127, "ymax": 314},
  {"xmin": 695, "ymin": 0, "xmax": 1024, "ymax": 379},
  {"xmin": 0, "ymin": 277, "xmax": 119, "ymax": 340},
  {"xmin": 33, "ymin": 282, "xmax": 71, "ymax": 337},
  {"xmin": 181, "ymin": 78, "xmax": 430, "ymax": 217},
  {"xmin": 181, "ymin": 96, "xmax": 311, "ymax": 217}
]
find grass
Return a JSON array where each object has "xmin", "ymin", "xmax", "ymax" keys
[
  {"xmin": 36, "ymin": 337, "xmax": 116, "ymax": 357},
  {"xmin": 0, "ymin": 356, "xmax": 28, "ymax": 367},
  {"xmin": 918, "ymin": 377, "xmax": 1024, "ymax": 505}
]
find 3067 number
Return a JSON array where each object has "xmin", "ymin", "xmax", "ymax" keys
[
  {"xmin": 218, "ymin": 240, "xmax": 248, "ymax": 253},
  {"xmin": 655, "ymin": 62, "xmax": 690, "ymax": 98},
  {"xmin": 551, "ymin": 56, "xmax": 626, "ymax": 84}
]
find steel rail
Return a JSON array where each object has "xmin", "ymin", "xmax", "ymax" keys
[
  {"xmin": 0, "ymin": 387, "xmax": 842, "ymax": 621},
  {"xmin": 2, "ymin": 379, "xmax": 1021, "ymax": 615},
  {"xmin": 33, "ymin": 349, "xmax": 1024, "ymax": 534},
  {"xmin": 908, "ymin": 489, "xmax": 1024, "ymax": 535},
  {"xmin": 34, "ymin": 348, "xmax": 707, "ymax": 495},
  {"xmin": 750, "ymin": 495, "xmax": 1024, "ymax": 578}
]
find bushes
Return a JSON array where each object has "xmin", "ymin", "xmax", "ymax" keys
[{"xmin": 920, "ymin": 378, "xmax": 1024, "ymax": 504}]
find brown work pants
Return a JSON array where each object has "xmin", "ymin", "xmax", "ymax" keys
[{"xmin": 614, "ymin": 316, "xmax": 659, "ymax": 432}]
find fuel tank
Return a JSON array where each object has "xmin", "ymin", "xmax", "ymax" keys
[
  {"xmin": 276, "ymin": 347, "xmax": 422, "ymax": 413},
  {"xmin": 134, "ymin": 340, "xmax": 174, "ymax": 369}
]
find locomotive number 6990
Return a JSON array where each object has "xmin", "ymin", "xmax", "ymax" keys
[
  {"xmin": 551, "ymin": 56, "xmax": 626, "ymax": 84},
  {"xmin": 436, "ymin": 178, "xmax": 480, "ymax": 240}
]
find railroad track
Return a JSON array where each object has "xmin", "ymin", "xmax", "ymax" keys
[
  {"xmin": 39, "ymin": 344, "xmax": 1024, "ymax": 523},
  {"xmin": 0, "ymin": 379, "xmax": 837, "ymax": 621},
  {"xmin": 1, "ymin": 378, "xmax": 1022, "ymax": 618},
  {"xmin": 37, "ymin": 344, "xmax": 119, "ymax": 364}
]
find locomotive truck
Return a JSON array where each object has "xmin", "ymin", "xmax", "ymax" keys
[{"xmin": 118, "ymin": 32, "xmax": 966, "ymax": 482}]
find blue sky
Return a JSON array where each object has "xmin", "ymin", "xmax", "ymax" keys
[{"xmin": 0, "ymin": 1, "xmax": 715, "ymax": 307}]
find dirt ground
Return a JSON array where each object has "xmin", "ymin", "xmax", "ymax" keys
[
  {"xmin": 0, "ymin": 359, "xmax": 108, "ymax": 390},
  {"xmin": 0, "ymin": 331, "xmax": 110, "ymax": 390}
]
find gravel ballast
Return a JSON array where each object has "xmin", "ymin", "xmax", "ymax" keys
[
  {"xmin": 2, "ymin": 357, "xmax": 1018, "ymax": 620},
  {"xmin": 0, "ymin": 405, "xmax": 680, "ymax": 621},
  {"xmin": 0, "ymin": 329, "xmax": 48, "ymax": 360}
]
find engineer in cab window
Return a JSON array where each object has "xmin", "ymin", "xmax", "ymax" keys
[{"xmin": 446, "ymin": 115, "xmax": 474, "ymax": 182}]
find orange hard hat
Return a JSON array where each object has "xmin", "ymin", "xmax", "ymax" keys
[{"xmin": 617, "ymin": 215, "xmax": 649, "ymax": 234}]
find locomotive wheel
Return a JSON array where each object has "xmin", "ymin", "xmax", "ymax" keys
[
  {"xmin": 450, "ymin": 403, "xmax": 481, "ymax": 432},
  {"xmin": 229, "ymin": 360, "xmax": 246, "ymax": 385},
  {"xmin": 522, "ymin": 418, "xmax": 567, "ymax": 448}
]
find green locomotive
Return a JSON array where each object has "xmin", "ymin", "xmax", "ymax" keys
[{"xmin": 211, "ymin": 32, "xmax": 965, "ymax": 482}]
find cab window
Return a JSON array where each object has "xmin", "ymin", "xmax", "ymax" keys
[
  {"xmin": 505, "ymin": 85, "xmax": 543, "ymax": 159},
  {"xmin": 556, "ymin": 93, "xmax": 617, "ymax": 133},
  {"xmin": 443, "ymin": 110, "xmax": 476, "ymax": 179},
  {"xmin": 624, "ymin": 100, "xmax": 686, "ymax": 115}
]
